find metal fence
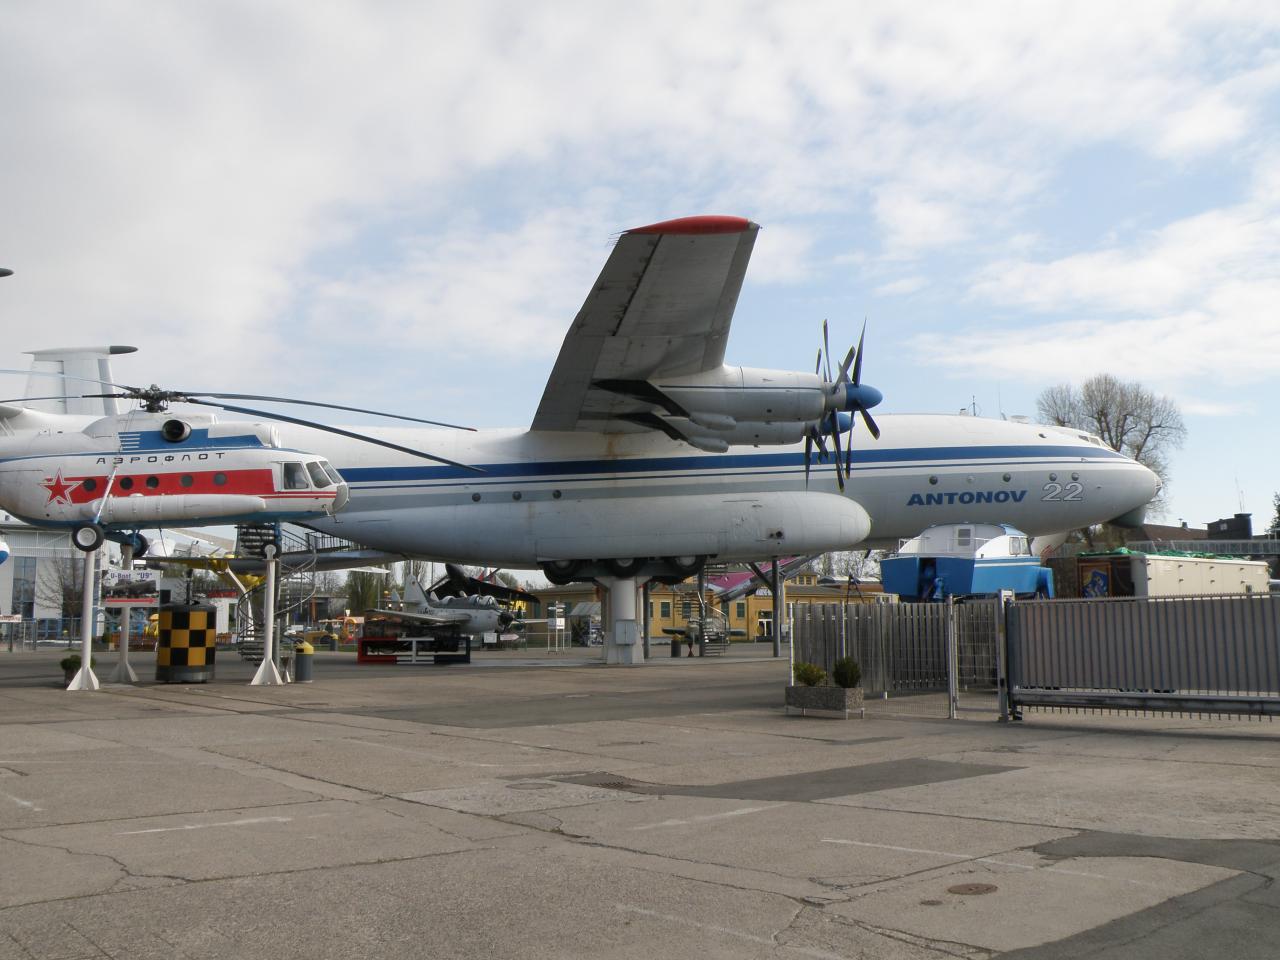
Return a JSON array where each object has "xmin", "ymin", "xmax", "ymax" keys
[
  {"xmin": 2, "ymin": 618, "xmax": 80, "ymax": 650},
  {"xmin": 1006, "ymin": 594, "xmax": 1280, "ymax": 717},
  {"xmin": 793, "ymin": 599, "xmax": 999, "ymax": 697}
]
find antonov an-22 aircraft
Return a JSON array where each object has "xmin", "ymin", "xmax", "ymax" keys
[
  {"xmin": 0, "ymin": 215, "xmax": 1157, "ymax": 661},
  {"xmin": 294, "ymin": 215, "xmax": 1158, "ymax": 578}
]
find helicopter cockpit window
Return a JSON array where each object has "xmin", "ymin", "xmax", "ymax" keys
[
  {"xmin": 282, "ymin": 462, "xmax": 310, "ymax": 490},
  {"xmin": 306, "ymin": 462, "xmax": 331, "ymax": 488},
  {"xmin": 321, "ymin": 463, "xmax": 344, "ymax": 484}
]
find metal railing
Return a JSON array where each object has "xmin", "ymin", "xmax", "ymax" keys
[
  {"xmin": 1006, "ymin": 593, "xmax": 1280, "ymax": 717},
  {"xmin": 794, "ymin": 599, "xmax": 998, "ymax": 698}
]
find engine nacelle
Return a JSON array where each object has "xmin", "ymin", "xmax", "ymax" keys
[
  {"xmin": 601, "ymin": 365, "xmax": 881, "ymax": 433},
  {"xmin": 655, "ymin": 366, "xmax": 827, "ymax": 422}
]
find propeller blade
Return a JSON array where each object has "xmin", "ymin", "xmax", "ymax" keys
[
  {"xmin": 803, "ymin": 433, "xmax": 813, "ymax": 487},
  {"xmin": 822, "ymin": 319, "xmax": 832, "ymax": 383},
  {"xmin": 829, "ymin": 416, "xmax": 845, "ymax": 491},
  {"xmin": 811, "ymin": 425, "xmax": 828, "ymax": 458},
  {"xmin": 837, "ymin": 346, "xmax": 855, "ymax": 384},
  {"xmin": 185, "ymin": 393, "xmax": 476, "ymax": 431},
  {"xmin": 845, "ymin": 430, "xmax": 854, "ymax": 476},
  {"xmin": 851, "ymin": 321, "xmax": 867, "ymax": 385},
  {"xmin": 860, "ymin": 408, "xmax": 881, "ymax": 440},
  {"xmin": 813, "ymin": 349, "xmax": 822, "ymax": 376},
  {"xmin": 181, "ymin": 399, "xmax": 484, "ymax": 472}
]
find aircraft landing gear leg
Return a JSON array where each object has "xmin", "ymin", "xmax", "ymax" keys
[
  {"xmin": 66, "ymin": 547, "xmax": 100, "ymax": 691},
  {"xmin": 110, "ymin": 541, "xmax": 139, "ymax": 684},
  {"xmin": 599, "ymin": 576, "xmax": 645, "ymax": 665}
]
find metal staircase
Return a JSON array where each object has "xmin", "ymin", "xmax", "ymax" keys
[
  {"xmin": 234, "ymin": 525, "xmax": 358, "ymax": 664},
  {"xmin": 691, "ymin": 587, "xmax": 731, "ymax": 656}
]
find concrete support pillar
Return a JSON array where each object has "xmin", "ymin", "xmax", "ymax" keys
[
  {"xmin": 771, "ymin": 559, "xmax": 783, "ymax": 658},
  {"xmin": 250, "ymin": 546, "xmax": 285, "ymax": 685},
  {"xmin": 110, "ymin": 543, "xmax": 138, "ymax": 684},
  {"xmin": 67, "ymin": 548, "xmax": 100, "ymax": 691},
  {"xmin": 695, "ymin": 567, "xmax": 707, "ymax": 657},
  {"xmin": 641, "ymin": 580, "xmax": 651, "ymax": 660},
  {"xmin": 601, "ymin": 576, "xmax": 643, "ymax": 665}
]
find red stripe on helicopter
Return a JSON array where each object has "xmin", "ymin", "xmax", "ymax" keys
[{"xmin": 56, "ymin": 469, "xmax": 287, "ymax": 503}]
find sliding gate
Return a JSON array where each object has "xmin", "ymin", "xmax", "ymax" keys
[{"xmin": 1005, "ymin": 593, "xmax": 1280, "ymax": 718}]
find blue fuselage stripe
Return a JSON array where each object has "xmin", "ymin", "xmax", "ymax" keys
[{"xmin": 339, "ymin": 444, "xmax": 1123, "ymax": 486}]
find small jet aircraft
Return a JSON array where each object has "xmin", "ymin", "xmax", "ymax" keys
[{"xmin": 369, "ymin": 564, "xmax": 535, "ymax": 639}]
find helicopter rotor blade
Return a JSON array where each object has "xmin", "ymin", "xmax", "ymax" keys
[
  {"xmin": 181, "ymin": 399, "xmax": 484, "ymax": 472},
  {"xmin": 183, "ymin": 393, "xmax": 476, "ymax": 431},
  {"xmin": 0, "ymin": 368, "xmax": 134, "ymax": 391}
]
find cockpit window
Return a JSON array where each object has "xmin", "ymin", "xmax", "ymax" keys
[
  {"xmin": 306, "ymin": 462, "xmax": 331, "ymax": 488},
  {"xmin": 322, "ymin": 463, "xmax": 343, "ymax": 484},
  {"xmin": 282, "ymin": 462, "xmax": 310, "ymax": 490}
]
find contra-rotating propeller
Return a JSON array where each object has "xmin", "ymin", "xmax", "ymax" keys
[
  {"xmin": 803, "ymin": 320, "xmax": 883, "ymax": 491},
  {"xmin": 0, "ymin": 370, "xmax": 483, "ymax": 472}
]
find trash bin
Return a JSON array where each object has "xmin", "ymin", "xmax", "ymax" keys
[
  {"xmin": 294, "ymin": 640, "xmax": 314, "ymax": 682},
  {"xmin": 671, "ymin": 635, "xmax": 682, "ymax": 657}
]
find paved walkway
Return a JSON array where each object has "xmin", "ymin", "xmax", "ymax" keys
[{"xmin": 1, "ymin": 648, "xmax": 1277, "ymax": 959}]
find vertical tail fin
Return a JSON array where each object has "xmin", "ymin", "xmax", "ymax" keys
[
  {"xmin": 23, "ymin": 345, "xmax": 136, "ymax": 416},
  {"xmin": 405, "ymin": 576, "xmax": 429, "ymax": 607}
]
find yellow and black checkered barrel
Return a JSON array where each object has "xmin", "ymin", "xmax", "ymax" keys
[{"xmin": 156, "ymin": 605, "xmax": 217, "ymax": 682}]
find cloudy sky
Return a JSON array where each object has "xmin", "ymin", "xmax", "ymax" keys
[{"xmin": 3, "ymin": 1, "xmax": 1278, "ymax": 531}]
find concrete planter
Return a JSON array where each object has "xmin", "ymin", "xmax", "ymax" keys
[{"xmin": 784, "ymin": 684, "xmax": 865, "ymax": 718}]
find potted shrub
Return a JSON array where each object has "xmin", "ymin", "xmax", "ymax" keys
[
  {"xmin": 785, "ymin": 658, "xmax": 864, "ymax": 718},
  {"xmin": 60, "ymin": 653, "xmax": 92, "ymax": 685}
]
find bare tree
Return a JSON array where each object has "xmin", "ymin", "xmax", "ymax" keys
[
  {"xmin": 1037, "ymin": 374, "xmax": 1186, "ymax": 499},
  {"xmin": 35, "ymin": 558, "xmax": 86, "ymax": 620}
]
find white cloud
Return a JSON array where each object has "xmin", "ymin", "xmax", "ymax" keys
[
  {"xmin": 874, "ymin": 276, "xmax": 928, "ymax": 297},
  {"xmin": 2, "ymin": 0, "xmax": 1279, "ymax": 398},
  {"xmin": 303, "ymin": 207, "xmax": 613, "ymax": 359}
]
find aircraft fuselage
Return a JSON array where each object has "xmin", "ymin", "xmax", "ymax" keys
[{"xmin": 291, "ymin": 413, "xmax": 1158, "ymax": 566}]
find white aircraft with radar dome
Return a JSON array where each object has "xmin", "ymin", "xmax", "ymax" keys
[{"xmin": 0, "ymin": 215, "xmax": 1159, "ymax": 663}]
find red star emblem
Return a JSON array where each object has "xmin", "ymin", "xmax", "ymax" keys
[{"xmin": 40, "ymin": 469, "xmax": 81, "ymax": 506}]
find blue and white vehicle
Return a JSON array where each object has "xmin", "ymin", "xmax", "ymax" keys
[{"xmin": 880, "ymin": 522, "xmax": 1054, "ymax": 600}]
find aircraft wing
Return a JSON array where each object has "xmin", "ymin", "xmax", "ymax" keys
[
  {"xmin": 145, "ymin": 549, "xmax": 403, "ymax": 575},
  {"xmin": 368, "ymin": 608, "xmax": 454, "ymax": 626},
  {"xmin": 531, "ymin": 216, "xmax": 759, "ymax": 432},
  {"xmin": 427, "ymin": 563, "xmax": 539, "ymax": 602}
]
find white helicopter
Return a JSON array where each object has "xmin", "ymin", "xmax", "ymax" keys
[
  {"xmin": 0, "ymin": 377, "xmax": 476, "ymax": 555},
  {"xmin": 0, "ymin": 215, "xmax": 1159, "ymax": 661}
]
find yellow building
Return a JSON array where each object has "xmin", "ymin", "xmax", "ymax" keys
[{"xmin": 530, "ymin": 567, "xmax": 883, "ymax": 643}]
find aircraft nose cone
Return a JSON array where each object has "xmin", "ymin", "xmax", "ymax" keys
[
  {"xmin": 844, "ymin": 383, "xmax": 883, "ymax": 410},
  {"xmin": 1109, "ymin": 460, "xmax": 1162, "ymax": 528}
]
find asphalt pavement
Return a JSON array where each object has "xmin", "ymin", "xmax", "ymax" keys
[{"xmin": 1, "ymin": 644, "xmax": 1277, "ymax": 959}]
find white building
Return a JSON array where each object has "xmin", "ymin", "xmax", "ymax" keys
[{"xmin": 0, "ymin": 511, "xmax": 117, "ymax": 625}]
